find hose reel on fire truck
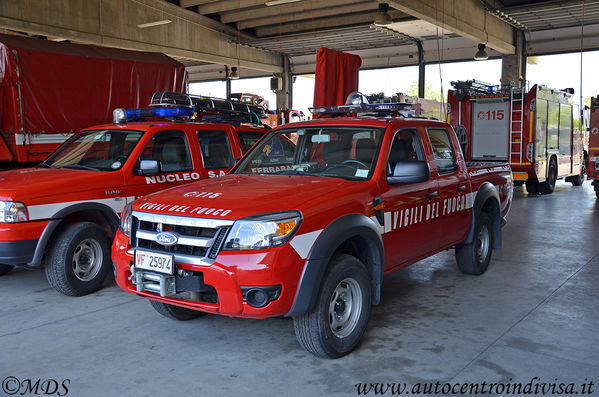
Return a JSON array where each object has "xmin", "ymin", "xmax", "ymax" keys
[{"xmin": 454, "ymin": 124, "xmax": 469, "ymax": 156}]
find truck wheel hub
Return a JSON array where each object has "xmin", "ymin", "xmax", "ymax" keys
[
  {"xmin": 328, "ymin": 278, "xmax": 362, "ymax": 338},
  {"xmin": 72, "ymin": 239, "xmax": 102, "ymax": 282}
]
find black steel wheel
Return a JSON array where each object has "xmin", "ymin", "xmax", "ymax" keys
[{"xmin": 293, "ymin": 254, "xmax": 372, "ymax": 358}]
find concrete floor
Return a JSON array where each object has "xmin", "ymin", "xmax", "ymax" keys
[{"xmin": 1, "ymin": 180, "xmax": 598, "ymax": 396}]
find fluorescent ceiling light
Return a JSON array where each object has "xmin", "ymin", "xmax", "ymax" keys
[
  {"xmin": 265, "ymin": 0, "xmax": 302, "ymax": 6},
  {"xmin": 137, "ymin": 19, "xmax": 172, "ymax": 28}
]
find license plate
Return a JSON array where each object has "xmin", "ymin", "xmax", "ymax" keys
[{"xmin": 134, "ymin": 250, "xmax": 174, "ymax": 275}]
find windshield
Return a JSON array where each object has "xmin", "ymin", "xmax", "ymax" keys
[
  {"xmin": 41, "ymin": 129, "xmax": 144, "ymax": 171},
  {"xmin": 234, "ymin": 126, "xmax": 384, "ymax": 179}
]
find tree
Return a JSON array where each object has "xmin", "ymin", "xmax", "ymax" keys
[{"xmin": 406, "ymin": 80, "xmax": 444, "ymax": 101}]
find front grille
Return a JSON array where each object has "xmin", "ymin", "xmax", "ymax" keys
[{"xmin": 131, "ymin": 211, "xmax": 234, "ymax": 261}]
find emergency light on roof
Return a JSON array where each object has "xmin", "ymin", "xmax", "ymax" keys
[
  {"xmin": 309, "ymin": 91, "xmax": 416, "ymax": 117},
  {"xmin": 113, "ymin": 106, "xmax": 194, "ymax": 124}
]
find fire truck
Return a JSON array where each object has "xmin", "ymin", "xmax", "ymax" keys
[
  {"xmin": 448, "ymin": 80, "xmax": 587, "ymax": 194},
  {"xmin": 588, "ymin": 96, "xmax": 599, "ymax": 198}
]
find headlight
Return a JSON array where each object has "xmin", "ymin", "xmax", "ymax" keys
[
  {"xmin": 223, "ymin": 211, "xmax": 302, "ymax": 250},
  {"xmin": 0, "ymin": 201, "xmax": 28, "ymax": 223},
  {"xmin": 120, "ymin": 203, "xmax": 133, "ymax": 237}
]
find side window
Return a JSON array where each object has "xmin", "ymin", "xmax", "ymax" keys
[
  {"xmin": 236, "ymin": 131, "xmax": 264, "ymax": 154},
  {"xmin": 197, "ymin": 130, "xmax": 233, "ymax": 169},
  {"xmin": 558, "ymin": 103, "xmax": 572, "ymax": 156},
  {"xmin": 387, "ymin": 129, "xmax": 425, "ymax": 175},
  {"xmin": 139, "ymin": 130, "xmax": 192, "ymax": 173},
  {"xmin": 426, "ymin": 128, "xmax": 458, "ymax": 175}
]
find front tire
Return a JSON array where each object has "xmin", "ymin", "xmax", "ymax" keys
[
  {"xmin": 0, "ymin": 264, "xmax": 14, "ymax": 276},
  {"xmin": 293, "ymin": 254, "xmax": 372, "ymax": 358},
  {"xmin": 455, "ymin": 212, "xmax": 494, "ymax": 275},
  {"xmin": 150, "ymin": 300, "xmax": 204, "ymax": 321},
  {"xmin": 45, "ymin": 222, "xmax": 111, "ymax": 296}
]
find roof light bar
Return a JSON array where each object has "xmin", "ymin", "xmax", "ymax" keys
[
  {"xmin": 113, "ymin": 106, "xmax": 194, "ymax": 124},
  {"xmin": 309, "ymin": 91, "xmax": 416, "ymax": 117}
]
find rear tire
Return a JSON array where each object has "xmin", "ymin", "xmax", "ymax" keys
[
  {"xmin": 150, "ymin": 300, "xmax": 204, "ymax": 321},
  {"xmin": 570, "ymin": 162, "xmax": 585, "ymax": 186},
  {"xmin": 595, "ymin": 183, "xmax": 599, "ymax": 199},
  {"xmin": 45, "ymin": 222, "xmax": 111, "ymax": 296},
  {"xmin": 293, "ymin": 254, "xmax": 372, "ymax": 358},
  {"xmin": 0, "ymin": 264, "xmax": 14, "ymax": 276},
  {"xmin": 455, "ymin": 212, "xmax": 494, "ymax": 275},
  {"xmin": 525, "ymin": 180, "xmax": 538, "ymax": 195},
  {"xmin": 539, "ymin": 158, "xmax": 557, "ymax": 194}
]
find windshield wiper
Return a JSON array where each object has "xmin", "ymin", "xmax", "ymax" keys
[
  {"xmin": 275, "ymin": 170, "xmax": 306, "ymax": 175},
  {"xmin": 38, "ymin": 163, "xmax": 53, "ymax": 168},
  {"xmin": 60, "ymin": 164, "xmax": 98, "ymax": 171}
]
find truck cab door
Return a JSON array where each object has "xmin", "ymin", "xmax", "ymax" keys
[
  {"xmin": 424, "ymin": 127, "xmax": 471, "ymax": 247},
  {"xmin": 123, "ymin": 128, "xmax": 198, "ymax": 202},
  {"xmin": 380, "ymin": 128, "xmax": 440, "ymax": 269}
]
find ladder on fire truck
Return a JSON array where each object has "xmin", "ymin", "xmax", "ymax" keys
[{"xmin": 509, "ymin": 87, "xmax": 525, "ymax": 165}]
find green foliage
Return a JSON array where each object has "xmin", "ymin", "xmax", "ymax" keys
[{"xmin": 406, "ymin": 80, "xmax": 444, "ymax": 101}]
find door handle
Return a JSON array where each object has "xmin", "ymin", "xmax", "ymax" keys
[
  {"xmin": 426, "ymin": 190, "xmax": 438, "ymax": 198},
  {"xmin": 456, "ymin": 185, "xmax": 467, "ymax": 191}
]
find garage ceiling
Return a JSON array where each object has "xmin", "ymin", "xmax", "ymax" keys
[
  {"xmin": 173, "ymin": 0, "xmax": 598, "ymax": 80},
  {"xmin": 0, "ymin": 0, "xmax": 597, "ymax": 81}
]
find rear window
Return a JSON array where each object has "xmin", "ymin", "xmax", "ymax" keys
[
  {"xmin": 426, "ymin": 128, "xmax": 458, "ymax": 174},
  {"xmin": 197, "ymin": 130, "xmax": 233, "ymax": 169},
  {"xmin": 236, "ymin": 131, "xmax": 264, "ymax": 154}
]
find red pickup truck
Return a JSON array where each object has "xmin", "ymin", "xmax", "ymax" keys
[
  {"xmin": 0, "ymin": 93, "xmax": 269, "ymax": 296},
  {"xmin": 113, "ymin": 96, "xmax": 513, "ymax": 358}
]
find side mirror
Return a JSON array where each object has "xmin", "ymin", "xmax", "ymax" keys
[
  {"xmin": 137, "ymin": 159, "xmax": 160, "ymax": 175},
  {"xmin": 387, "ymin": 160, "xmax": 430, "ymax": 185}
]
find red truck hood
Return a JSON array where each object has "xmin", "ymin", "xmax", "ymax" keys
[
  {"xmin": 133, "ymin": 174, "xmax": 358, "ymax": 220},
  {"xmin": 0, "ymin": 167, "xmax": 121, "ymax": 202}
]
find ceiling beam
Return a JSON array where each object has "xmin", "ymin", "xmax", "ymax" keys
[
  {"xmin": 237, "ymin": 3, "xmax": 377, "ymax": 29},
  {"xmin": 221, "ymin": 0, "xmax": 369, "ymax": 24},
  {"xmin": 180, "ymin": 0, "xmax": 219, "ymax": 8},
  {"xmin": 256, "ymin": 10, "xmax": 407, "ymax": 37},
  {"xmin": 198, "ymin": 0, "xmax": 265, "ymax": 15},
  {"xmin": 385, "ymin": 0, "xmax": 515, "ymax": 54},
  {"xmin": 0, "ymin": 0, "xmax": 282, "ymax": 73}
]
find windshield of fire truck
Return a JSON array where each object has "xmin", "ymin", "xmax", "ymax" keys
[
  {"xmin": 40, "ymin": 129, "xmax": 144, "ymax": 171},
  {"xmin": 234, "ymin": 126, "xmax": 384, "ymax": 180}
]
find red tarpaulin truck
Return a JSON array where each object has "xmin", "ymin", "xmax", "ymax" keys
[
  {"xmin": 448, "ymin": 80, "xmax": 586, "ymax": 195},
  {"xmin": 588, "ymin": 96, "xmax": 599, "ymax": 197},
  {"xmin": 0, "ymin": 33, "xmax": 187, "ymax": 166}
]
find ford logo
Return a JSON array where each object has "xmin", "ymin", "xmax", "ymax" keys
[{"xmin": 155, "ymin": 232, "xmax": 178, "ymax": 246}]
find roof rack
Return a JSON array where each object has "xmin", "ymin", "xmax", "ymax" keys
[
  {"xmin": 151, "ymin": 92, "xmax": 267, "ymax": 119},
  {"xmin": 309, "ymin": 91, "xmax": 417, "ymax": 118},
  {"xmin": 113, "ymin": 92, "xmax": 270, "ymax": 126}
]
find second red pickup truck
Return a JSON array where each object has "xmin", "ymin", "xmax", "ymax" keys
[{"xmin": 113, "ymin": 94, "xmax": 513, "ymax": 358}]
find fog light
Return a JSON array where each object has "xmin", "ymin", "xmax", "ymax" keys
[
  {"xmin": 241, "ymin": 286, "xmax": 281, "ymax": 308},
  {"xmin": 246, "ymin": 288, "xmax": 269, "ymax": 307}
]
